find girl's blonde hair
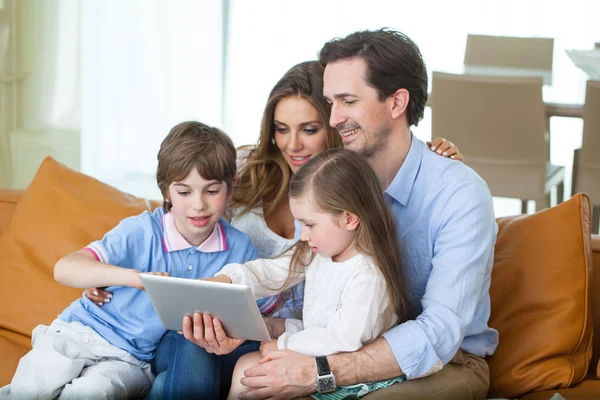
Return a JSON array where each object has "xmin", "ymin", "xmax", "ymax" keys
[
  {"xmin": 231, "ymin": 61, "xmax": 342, "ymax": 217},
  {"xmin": 287, "ymin": 148, "xmax": 413, "ymax": 328}
]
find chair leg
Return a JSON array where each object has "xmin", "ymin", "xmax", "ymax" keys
[
  {"xmin": 557, "ymin": 182, "xmax": 564, "ymax": 205},
  {"xmin": 593, "ymin": 206, "xmax": 600, "ymax": 235},
  {"xmin": 521, "ymin": 200, "xmax": 528, "ymax": 214}
]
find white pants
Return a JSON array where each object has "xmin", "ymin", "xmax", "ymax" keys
[{"xmin": 0, "ymin": 319, "xmax": 154, "ymax": 400}]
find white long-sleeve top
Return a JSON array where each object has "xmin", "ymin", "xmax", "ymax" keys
[{"xmin": 216, "ymin": 252, "xmax": 396, "ymax": 357}]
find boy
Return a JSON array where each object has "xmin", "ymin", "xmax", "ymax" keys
[{"xmin": 1, "ymin": 121, "xmax": 274, "ymax": 399}]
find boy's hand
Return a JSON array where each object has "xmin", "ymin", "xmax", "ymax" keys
[
  {"xmin": 427, "ymin": 137, "xmax": 463, "ymax": 161},
  {"xmin": 259, "ymin": 339, "xmax": 278, "ymax": 358},
  {"xmin": 182, "ymin": 312, "xmax": 244, "ymax": 355},
  {"xmin": 85, "ymin": 287, "xmax": 113, "ymax": 307},
  {"xmin": 134, "ymin": 271, "xmax": 170, "ymax": 290}
]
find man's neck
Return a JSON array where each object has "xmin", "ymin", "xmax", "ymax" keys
[{"xmin": 368, "ymin": 127, "xmax": 412, "ymax": 190}]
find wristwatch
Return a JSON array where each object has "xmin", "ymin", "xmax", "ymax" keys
[{"xmin": 315, "ymin": 356, "xmax": 336, "ymax": 393}]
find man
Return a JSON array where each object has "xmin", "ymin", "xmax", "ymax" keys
[{"xmin": 233, "ymin": 28, "xmax": 498, "ymax": 400}]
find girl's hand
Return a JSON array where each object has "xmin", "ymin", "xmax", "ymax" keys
[
  {"xmin": 182, "ymin": 312, "xmax": 244, "ymax": 355},
  {"xmin": 85, "ymin": 287, "xmax": 113, "ymax": 307},
  {"xmin": 259, "ymin": 339, "xmax": 279, "ymax": 358},
  {"xmin": 134, "ymin": 271, "xmax": 170, "ymax": 290},
  {"xmin": 427, "ymin": 137, "xmax": 463, "ymax": 161}
]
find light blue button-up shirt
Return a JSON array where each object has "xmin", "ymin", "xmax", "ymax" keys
[
  {"xmin": 283, "ymin": 135, "xmax": 498, "ymax": 379},
  {"xmin": 381, "ymin": 135, "xmax": 498, "ymax": 379}
]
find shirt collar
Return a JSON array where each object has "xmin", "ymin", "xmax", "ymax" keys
[
  {"xmin": 385, "ymin": 133, "xmax": 423, "ymax": 206},
  {"xmin": 162, "ymin": 212, "xmax": 227, "ymax": 253}
]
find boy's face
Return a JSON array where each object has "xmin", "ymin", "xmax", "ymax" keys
[{"xmin": 166, "ymin": 168, "xmax": 229, "ymax": 247}]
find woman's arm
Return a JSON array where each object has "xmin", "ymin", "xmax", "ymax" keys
[{"xmin": 55, "ymin": 250, "xmax": 143, "ymax": 289}]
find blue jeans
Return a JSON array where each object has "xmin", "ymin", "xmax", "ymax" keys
[{"xmin": 146, "ymin": 331, "xmax": 260, "ymax": 400}]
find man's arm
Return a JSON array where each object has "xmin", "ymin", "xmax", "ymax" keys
[
  {"xmin": 382, "ymin": 178, "xmax": 497, "ymax": 379},
  {"xmin": 239, "ymin": 338, "xmax": 402, "ymax": 400}
]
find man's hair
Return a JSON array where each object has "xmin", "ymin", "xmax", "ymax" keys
[
  {"xmin": 156, "ymin": 121, "xmax": 236, "ymax": 211},
  {"xmin": 318, "ymin": 28, "xmax": 428, "ymax": 127}
]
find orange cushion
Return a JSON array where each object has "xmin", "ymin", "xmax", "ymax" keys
[
  {"xmin": 487, "ymin": 193, "xmax": 593, "ymax": 398},
  {"xmin": 0, "ymin": 157, "xmax": 160, "ymax": 385}
]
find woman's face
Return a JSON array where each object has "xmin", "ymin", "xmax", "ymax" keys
[{"xmin": 273, "ymin": 96, "xmax": 328, "ymax": 173}]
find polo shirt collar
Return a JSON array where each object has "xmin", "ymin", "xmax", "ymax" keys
[
  {"xmin": 162, "ymin": 212, "xmax": 226, "ymax": 253},
  {"xmin": 385, "ymin": 133, "xmax": 422, "ymax": 207}
]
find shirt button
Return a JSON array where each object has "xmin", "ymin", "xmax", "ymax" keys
[
  {"xmin": 190, "ymin": 250, "xmax": 196, "ymax": 254},
  {"xmin": 187, "ymin": 265, "xmax": 193, "ymax": 271}
]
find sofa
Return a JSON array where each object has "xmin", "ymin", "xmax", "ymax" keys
[{"xmin": 0, "ymin": 157, "xmax": 599, "ymax": 399}]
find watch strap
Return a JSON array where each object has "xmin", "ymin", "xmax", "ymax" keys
[{"xmin": 316, "ymin": 356, "xmax": 331, "ymax": 376}]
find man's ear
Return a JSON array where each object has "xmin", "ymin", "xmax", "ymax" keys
[
  {"xmin": 390, "ymin": 88, "xmax": 410, "ymax": 119},
  {"xmin": 344, "ymin": 211, "xmax": 360, "ymax": 231}
]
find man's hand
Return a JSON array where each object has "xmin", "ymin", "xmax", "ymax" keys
[
  {"xmin": 238, "ymin": 349, "xmax": 317, "ymax": 400},
  {"xmin": 259, "ymin": 339, "xmax": 278, "ymax": 358},
  {"xmin": 181, "ymin": 312, "xmax": 244, "ymax": 355}
]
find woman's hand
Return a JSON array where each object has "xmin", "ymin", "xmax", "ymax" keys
[
  {"xmin": 427, "ymin": 137, "xmax": 463, "ymax": 161},
  {"xmin": 85, "ymin": 287, "xmax": 112, "ymax": 307},
  {"xmin": 182, "ymin": 312, "xmax": 244, "ymax": 355}
]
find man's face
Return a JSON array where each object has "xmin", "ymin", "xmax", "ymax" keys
[{"xmin": 323, "ymin": 57, "xmax": 392, "ymax": 159}]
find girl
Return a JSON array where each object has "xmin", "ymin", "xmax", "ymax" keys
[{"xmin": 213, "ymin": 148, "xmax": 413, "ymax": 400}]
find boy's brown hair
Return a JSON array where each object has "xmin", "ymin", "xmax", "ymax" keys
[{"xmin": 156, "ymin": 121, "xmax": 236, "ymax": 211}]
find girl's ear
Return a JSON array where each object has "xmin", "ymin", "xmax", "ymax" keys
[{"xmin": 345, "ymin": 211, "xmax": 360, "ymax": 231}]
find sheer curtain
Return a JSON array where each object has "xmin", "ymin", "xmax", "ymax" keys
[
  {"xmin": 0, "ymin": 0, "xmax": 18, "ymax": 188},
  {"xmin": 224, "ymin": 0, "xmax": 600, "ymax": 215},
  {"xmin": 81, "ymin": 0, "xmax": 224, "ymax": 199}
]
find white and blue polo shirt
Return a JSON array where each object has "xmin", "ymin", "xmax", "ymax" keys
[{"xmin": 58, "ymin": 207, "xmax": 276, "ymax": 361}]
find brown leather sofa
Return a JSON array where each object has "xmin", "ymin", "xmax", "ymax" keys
[{"xmin": 1, "ymin": 157, "xmax": 599, "ymax": 399}]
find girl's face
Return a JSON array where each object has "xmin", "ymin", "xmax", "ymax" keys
[
  {"xmin": 273, "ymin": 96, "xmax": 329, "ymax": 174},
  {"xmin": 166, "ymin": 168, "xmax": 229, "ymax": 246},
  {"xmin": 290, "ymin": 193, "xmax": 359, "ymax": 263}
]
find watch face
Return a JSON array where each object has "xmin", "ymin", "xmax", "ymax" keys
[{"xmin": 318, "ymin": 374, "xmax": 336, "ymax": 393}]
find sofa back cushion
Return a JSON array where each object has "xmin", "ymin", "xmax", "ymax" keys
[
  {"xmin": 487, "ymin": 193, "xmax": 593, "ymax": 398},
  {"xmin": 0, "ymin": 157, "xmax": 160, "ymax": 337},
  {"xmin": 591, "ymin": 235, "xmax": 600, "ymax": 378},
  {"xmin": 0, "ymin": 189, "xmax": 22, "ymax": 239}
]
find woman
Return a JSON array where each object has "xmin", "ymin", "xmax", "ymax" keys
[{"xmin": 86, "ymin": 61, "xmax": 462, "ymax": 399}]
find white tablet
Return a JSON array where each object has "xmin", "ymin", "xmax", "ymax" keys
[{"xmin": 140, "ymin": 274, "xmax": 271, "ymax": 342}]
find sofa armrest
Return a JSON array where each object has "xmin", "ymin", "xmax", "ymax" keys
[{"xmin": 0, "ymin": 189, "xmax": 23, "ymax": 238}]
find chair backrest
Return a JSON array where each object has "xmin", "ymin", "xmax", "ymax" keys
[
  {"xmin": 577, "ymin": 80, "xmax": 600, "ymax": 206},
  {"xmin": 464, "ymin": 34, "xmax": 554, "ymax": 71},
  {"xmin": 430, "ymin": 72, "xmax": 546, "ymax": 200}
]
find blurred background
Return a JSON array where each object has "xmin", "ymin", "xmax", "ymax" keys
[{"xmin": 1, "ymin": 0, "xmax": 599, "ymax": 217}]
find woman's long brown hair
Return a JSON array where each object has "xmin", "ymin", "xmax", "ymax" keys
[
  {"xmin": 231, "ymin": 61, "xmax": 342, "ymax": 217},
  {"xmin": 287, "ymin": 148, "xmax": 413, "ymax": 328}
]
